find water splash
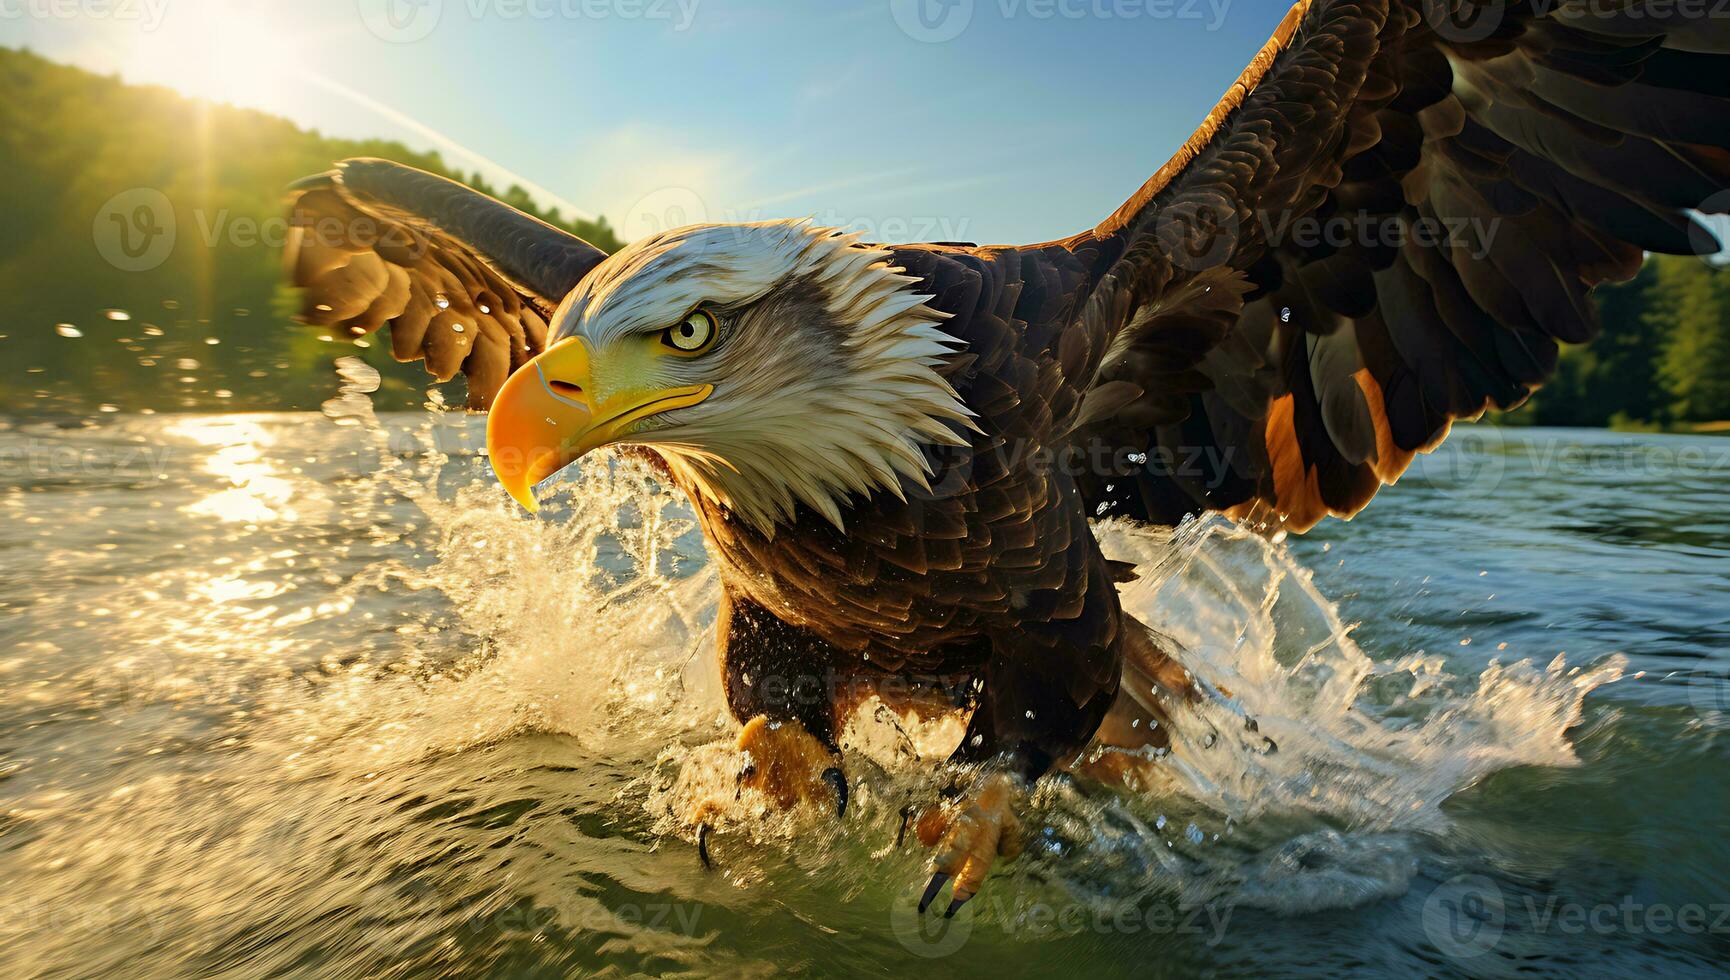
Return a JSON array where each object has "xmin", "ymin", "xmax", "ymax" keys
[
  {"xmin": 363, "ymin": 416, "xmax": 1625, "ymax": 912},
  {"xmin": 0, "ymin": 398, "xmax": 1635, "ymax": 978},
  {"xmin": 339, "ymin": 424, "xmax": 1625, "ymax": 917},
  {"xmin": 1094, "ymin": 517, "xmax": 1621, "ymax": 832}
]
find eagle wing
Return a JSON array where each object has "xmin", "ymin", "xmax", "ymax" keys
[
  {"xmin": 1045, "ymin": 0, "xmax": 1730, "ymax": 531},
  {"xmin": 284, "ymin": 158, "xmax": 609, "ymax": 408}
]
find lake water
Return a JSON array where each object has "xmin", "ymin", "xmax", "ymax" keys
[{"xmin": 2, "ymin": 413, "xmax": 1726, "ymax": 978}]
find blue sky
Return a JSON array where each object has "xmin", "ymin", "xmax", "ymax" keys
[{"xmin": 2, "ymin": 0, "xmax": 1294, "ymax": 243}]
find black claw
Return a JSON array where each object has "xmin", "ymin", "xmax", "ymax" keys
[
  {"xmin": 896, "ymin": 804, "xmax": 915, "ymax": 847},
  {"xmin": 918, "ymin": 872, "xmax": 950, "ymax": 914},
  {"xmin": 697, "ymin": 823, "xmax": 714, "ymax": 869},
  {"xmin": 821, "ymin": 767, "xmax": 848, "ymax": 818},
  {"xmin": 945, "ymin": 895, "xmax": 970, "ymax": 918}
]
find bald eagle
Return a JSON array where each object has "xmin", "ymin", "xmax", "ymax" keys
[{"xmin": 287, "ymin": 1, "xmax": 1730, "ymax": 915}]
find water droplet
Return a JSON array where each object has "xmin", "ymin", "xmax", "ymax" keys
[
  {"xmin": 142, "ymin": 325, "xmax": 164, "ymax": 337},
  {"xmin": 98, "ymin": 404, "xmax": 119, "ymax": 413},
  {"xmin": 204, "ymin": 337, "xmax": 220, "ymax": 345},
  {"xmin": 104, "ymin": 309, "xmax": 131, "ymax": 321},
  {"xmin": 435, "ymin": 294, "xmax": 451, "ymax": 310},
  {"xmin": 214, "ymin": 389, "xmax": 233, "ymax": 399},
  {"xmin": 54, "ymin": 324, "xmax": 82, "ymax": 338},
  {"xmin": 175, "ymin": 358, "xmax": 200, "ymax": 371},
  {"xmin": 478, "ymin": 303, "xmax": 491, "ymax": 314},
  {"xmin": 162, "ymin": 299, "xmax": 180, "ymax": 310},
  {"xmin": 451, "ymin": 323, "xmax": 465, "ymax": 333}
]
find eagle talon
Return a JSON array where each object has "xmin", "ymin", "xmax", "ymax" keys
[
  {"xmin": 918, "ymin": 871, "xmax": 951, "ymax": 914},
  {"xmin": 820, "ymin": 767, "xmax": 848, "ymax": 818},
  {"xmin": 913, "ymin": 772, "xmax": 1025, "ymax": 914},
  {"xmin": 697, "ymin": 823, "xmax": 715, "ymax": 869}
]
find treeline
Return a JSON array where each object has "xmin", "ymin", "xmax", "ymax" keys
[
  {"xmin": 0, "ymin": 47, "xmax": 619, "ymax": 413},
  {"xmin": 1518, "ymin": 255, "xmax": 1730, "ymax": 430}
]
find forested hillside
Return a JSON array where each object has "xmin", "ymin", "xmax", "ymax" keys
[{"xmin": 0, "ymin": 47, "xmax": 619, "ymax": 412}]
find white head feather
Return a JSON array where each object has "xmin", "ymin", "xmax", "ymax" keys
[{"xmin": 550, "ymin": 219, "xmax": 977, "ymax": 534}]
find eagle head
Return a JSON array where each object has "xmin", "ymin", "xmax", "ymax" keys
[{"xmin": 486, "ymin": 219, "xmax": 976, "ymax": 533}]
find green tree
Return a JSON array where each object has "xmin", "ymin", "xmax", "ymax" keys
[{"xmin": 1651, "ymin": 256, "xmax": 1730, "ymax": 424}]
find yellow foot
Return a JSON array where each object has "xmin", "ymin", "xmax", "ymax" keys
[
  {"xmin": 734, "ymin": 715, "xmax": 847, "ymax": 815},
  {"xmin": 684, "ymin": 716, "xmax": 845, "ymax": 822},
  {"xmin": 913, "ymin": 772, "xmax": 1024, "ymax": 916},
  {"xmin": 683, "ymin": 717, "xmax": 846, "ymax": 868}
]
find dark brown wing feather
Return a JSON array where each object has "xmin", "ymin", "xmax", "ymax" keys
[
  {"xmin": 1032, "ymin": 0, "xmax": 1730, "ymax": 531},
  {"xmin": 284, "ymin": 159, "xmax": 609, "ymax": 408}
]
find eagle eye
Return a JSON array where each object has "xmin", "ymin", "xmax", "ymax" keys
[{"xmin": 662, "ymin": 308, "xmax": 717, "ymax": 355}]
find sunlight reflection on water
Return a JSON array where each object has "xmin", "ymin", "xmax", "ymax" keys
[
  {"xmin": 173, "ymin": 417, "xmax": 306, "ymax": 524},
  {"xmin": 0, "ymin": 412, "xmax": 1725, "ymax": 978}
]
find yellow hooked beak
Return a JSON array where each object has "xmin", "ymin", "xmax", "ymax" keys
[{"xmin": 486, "ymin": 338, "xmax": 712, "ymax": 513}]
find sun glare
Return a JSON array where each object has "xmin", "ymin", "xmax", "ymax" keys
[{"xmin": 122, "ymin": 5, "xmax": 302, "ymax": 111}]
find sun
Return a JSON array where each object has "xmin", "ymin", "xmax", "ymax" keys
[{"xmin": 120, "ymin": 2, "xmax": 303, "ymax": 112}]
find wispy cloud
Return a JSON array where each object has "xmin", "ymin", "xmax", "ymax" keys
[{"xmin": 735, "ymin": 165, "xmax": 927, "ymax": 213}]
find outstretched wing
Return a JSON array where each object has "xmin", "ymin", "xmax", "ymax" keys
[
  {"xmin": 1050, "ymin": 0, "xmax": 1730, "ymax": 531},
  {"xmin": 285, "ymin": 159, "xmax": 609, "ymax": 408}
]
